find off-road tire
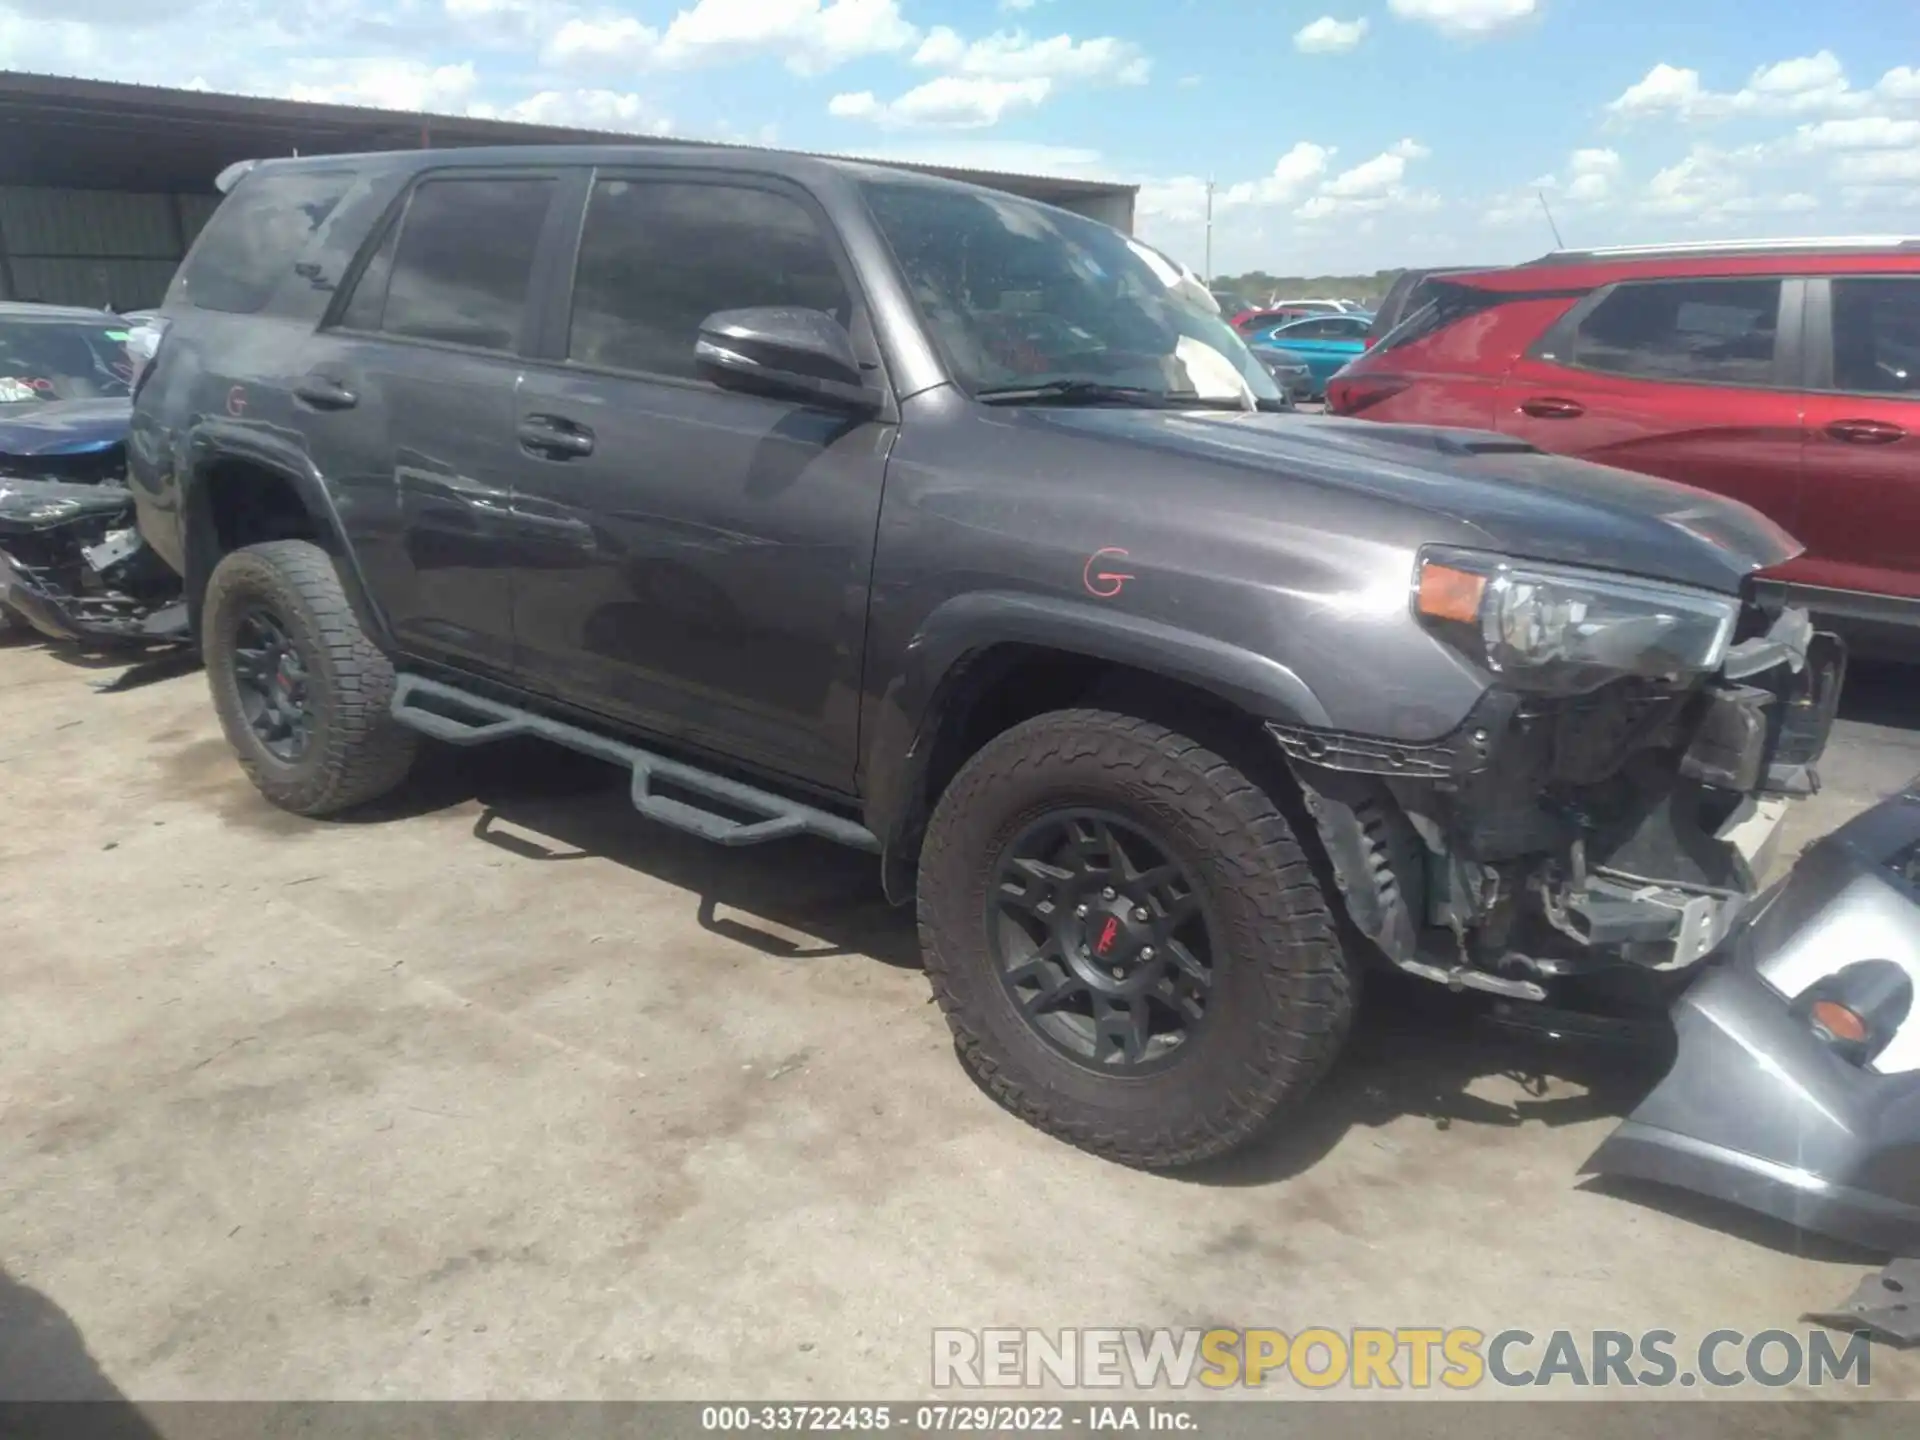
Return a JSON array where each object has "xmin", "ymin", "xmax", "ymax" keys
[
  {"xmin": 918, "ymin": 707, "xmax": 1352, "ymax": 1168},
  {"xmin": 203, "ymin": 539, "xmax": 416, "ymax": 816}
]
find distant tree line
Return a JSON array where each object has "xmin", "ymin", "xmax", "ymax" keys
[{"xmin": 1210, "ymin": 269, "xmax": 1405, "ymax": 307}]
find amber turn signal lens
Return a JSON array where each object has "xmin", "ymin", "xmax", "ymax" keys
[
  {"xmin": 1810, "ymin": 999, "xmax": 1869, "ymax": 1044},
  {"xmin": 1417, "ymin": 563, "xmax": 1487, "ymax": 624}
]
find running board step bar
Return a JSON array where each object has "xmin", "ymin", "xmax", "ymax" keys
[{"xmin": 389, "ymin": 674, "xmax": 879, "ymax": 852}]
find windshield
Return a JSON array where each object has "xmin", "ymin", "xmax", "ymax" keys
[
  {"xmin": 0, "ymin": 319, "xmax": 134, "ymax": 404},
  {"xmin": 861, "ymin": 180, "xmax": 1280, "ymax": 407}
]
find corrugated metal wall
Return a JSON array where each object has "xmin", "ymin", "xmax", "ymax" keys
[{"xmin": 0, "ymin": 187, "xmax": 215, "ymax": 309}]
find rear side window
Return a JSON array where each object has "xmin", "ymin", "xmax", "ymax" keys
[
  {"xmin": 1372, "ymin": 281, "xmax": 1502, "ymax": 355},
  {"xmin": 1828, "ymin": 277, "xmax": 1920, "ymax": 396},
  {"xmin": 177, "ymin": 169, "xmax": 354, "ymax": 313},
  {"xmin": 1567, "ymin": 278, "xmax": 1781, "ymax": 386},
  {"xmin": 567, "ymin": 178, "xmax": 852, "ymax": 380},
  {"xmin": 375, "ymin": 177, "xmax": 556, "ymax": 352}
]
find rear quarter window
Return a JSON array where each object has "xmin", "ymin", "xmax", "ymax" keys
[
  {"xmin": 1560, "ymin": 277, "xmax": 1782, "ymax": 386},
  {"xmin": 175, "ymin": 168, "xmax": 356, "ymax": 314}
]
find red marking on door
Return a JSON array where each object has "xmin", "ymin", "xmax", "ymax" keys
[
  {"xmin": 226, "ymin": 385, "xmax": 248, "ymax": 416},
  {"xmin": 1095, "ymin": 916, "xmax": 1120, "ymax": 956},
  {"xmin": 1083, "ymin": 547, "xmax": 1134, "ymax": 598}
]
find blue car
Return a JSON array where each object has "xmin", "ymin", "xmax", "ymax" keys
[{"xmin": 1248, "ymin": 312, "xmax": 1373, "ymax": 400}]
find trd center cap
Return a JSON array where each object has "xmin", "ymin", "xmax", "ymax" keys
[{"xmin": 1079, "ymin": 897, "xmax": 1147, "ymax": 968}]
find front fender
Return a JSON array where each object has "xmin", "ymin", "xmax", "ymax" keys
[
  {"xmin": 861, "ymin": 589, "xmax": 1331, "ymax": 901},
  {"xmin": 179, "ymin": 419, "xmax": 392, "ymax": 649}
]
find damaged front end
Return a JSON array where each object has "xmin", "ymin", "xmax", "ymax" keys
[
  {"xmin": 0, "ymin": 460, "xmax": 186, "ymax": 646},
  {"xmin": 1586, "ymin": 780, "xmax": 1920, "ymax": 1255},
  {"xmin": 1271, "ymin": 561, "xmax": 1843, "ymax": 1011}
]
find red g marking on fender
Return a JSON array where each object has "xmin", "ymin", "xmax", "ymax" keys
[
  {"xmin": 1083, "ymin": 547, "xmax": 1134, "ymax": 599},
  {"xmin": 1094, "ymin": 916, "xmax": 1120, "ymax": 956},
  {"xmin": 226, "ymin": 386, "xmax": 249, "ymax": 416}
]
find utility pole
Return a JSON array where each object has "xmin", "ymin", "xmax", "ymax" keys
[{"xmin": 1203, "ymin": 177, "xmax": 1216, "ymax": 283}]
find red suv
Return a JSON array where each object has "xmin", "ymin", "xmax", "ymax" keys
[{"xmin": 1328, "ymin": 240, "xmax": 1920, "ymax": 634}]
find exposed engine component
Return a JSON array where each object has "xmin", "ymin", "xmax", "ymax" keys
[
  {"xmin": 0, "ymin": 473, "xmax": 186, "ymax": 645},
  {"xmin": 1283, "ymin": 601, "xmax": 1843, "ymax": 1005}
]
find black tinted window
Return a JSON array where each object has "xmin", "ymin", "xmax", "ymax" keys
[
  {"xmin": 1829, "ymin": 277, "xmax": 1920, "ymax": 396},
  {"xmin": 178, "ymin": 168, "xmax": 353, "ymax": 313},
  {"xmin": 1570, "ymin": 278, "xmax": 1781, "ymax": 385},
  {"xmin": 1373, "ymin": 281, "xmax": 1500, "ymax": 355},
  {"xmin": 380, "ymin": 178, "xmax": 554, "ymax": 351},
  {"xmin": 337, "ymin": 216, "xmax": 399, "ymax": 332},
  {"xmin": 568, "ymin": 179, "xmax": 852, "ymax": 379}
]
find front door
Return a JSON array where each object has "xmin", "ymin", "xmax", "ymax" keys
[
  {"xmin": 509, "ymin": 172, "xmax": 893, "ymax": 790},
  {"xmin": 1496, "ymin": 276, "xmax": 1807, "ymax": 545},
  {"xmin": 1792, "ymin": 275, "xmax": 1920, "ymax": 604}
]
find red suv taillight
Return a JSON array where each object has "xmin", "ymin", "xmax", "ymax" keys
[{"xmin": 1325, "ymin": 374, "xmax": 1409, "ymax": 417}]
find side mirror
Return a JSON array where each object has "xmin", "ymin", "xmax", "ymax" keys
[{"xmin": 695, "ymin": 307, "xmax": 882, "ymax": 415}]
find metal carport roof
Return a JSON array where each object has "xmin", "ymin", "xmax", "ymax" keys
[{"xmin": 0, "ymin": 70, "xmax": 1137, "ymax": 222}]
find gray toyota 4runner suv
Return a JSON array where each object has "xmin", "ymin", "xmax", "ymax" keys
[{"xmin": 128, "ymin": 146, "xmax": 1842, "ymax": 1168}]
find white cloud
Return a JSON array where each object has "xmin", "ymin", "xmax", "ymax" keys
[
  {"xmin": 546, "ymin": 0, "xmax": 917, "ymax": 76},
  {"xmin": 472, "ymin": 88, "xmax": 673, "ymax": 134},
  {"xmin": 1320, "ymin": 138, "xmax": 1429, "ymax": 198},
  {"xmin": 1608, "ymin": 50, "xmax": 1880, "ymax": 123},
  {"xmin": 1833, "ymin": 149, "xmax": 1920, "ymax": 188},
  {"xmin": 1792, "ymin": 115, "xmax": 1920, "ymax": 149},
  {"xmin": 1220, "ymin": 141, "xmax": 1335, "ymax": 207},
  {"xmin": 836, "ymin": 22, "xmax": 1147, "ymax": 128},
  {"xmin": 544, "ymin": 16, "xmax": 660, "ymax": 69},
  {"xmin": 910, "ymin": 27, "xmax": 1150, "ymax": 85},
  {"xmin": 281, "ymin": 59, "xmax": 481, "ymax": 112},
  {"xmin": 827, "ymin": 75, "xmax": 1051, "ymax": 129},
  {"xmin": 1879, "ymin": 66, "xmax": 1920, "ymax": 102},
  {"xmin": 1296, "ymin": 139, "xmax": 1435, "ymax": 219},
  {"xmin": 1293, "ymin": 16, "xmax": 1368, "ymax": 54},
  {"xmin": 1387, "ymin": 0, "xmax": 1537, "ymax": 36},
  {"xmin": 1562, "ymin": 147, "xmax": 1621, "ymax": 203}
]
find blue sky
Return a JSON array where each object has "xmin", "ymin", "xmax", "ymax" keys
[{"xmin": 4, "ymin": 0, "xmax": 1917, "ymax": 274}]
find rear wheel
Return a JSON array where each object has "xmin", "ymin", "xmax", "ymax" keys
[
  {"xmin": 202, "ymin": 540, "xmax": 416, "ymax": 816},
  {"xmin": 917, "ymin": 708, "xmax": 1352, "ymax": 1168}
]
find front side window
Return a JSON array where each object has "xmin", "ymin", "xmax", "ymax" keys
[
  {"xmin": 862, "ymin": 180, "xmax": 1279, "ymax": 407},
  {"xmin": 177, "ymin": 168, "xmax": 354, "ymax": 314},
  {"xmin": 568, "ymin": 179, "xmax": 853, "ymax": 380},
  {"xmin": 376, "ymin": 178, "xmax": 555, "ymax": 352},
  {"xmin": 0, "ymin": 317, "xmax": 133, "ymax": 404},
  {"xmin": 1569, "ymin": 278, "xmax": 1782, "ymax": 386},
  {"xmin": 1828, "ymin": 277, "xmax": 1920, "ymax": 396}
]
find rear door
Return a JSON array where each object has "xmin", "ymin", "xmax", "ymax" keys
[
  {"xmin": 307, "ymin": 168, "xmax": 573, "ymax": 678},
  {"xmin": 507, "ymin": 169, "xmax": 893, "ymax": 790},
  {"xmin": 1792, "ymin": 274, "xmax": 1920, "ymax": 605},
  {"xmin": 1496, "ymin": 276, "xmax": 1807, "ymax": 543}
]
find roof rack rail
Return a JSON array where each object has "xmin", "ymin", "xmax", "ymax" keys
[{"xmin": 1533, "ymin": 236, "xmax": 1920, "ymax": 263}]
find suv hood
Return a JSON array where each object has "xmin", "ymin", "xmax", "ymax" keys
[
  {"xmin": 0, "ymin": 397, "xmax": 132, "ymax": 458},
  {"xmin": 1027, "ymin": 409, "xmax": 1800, "ymax": 594}
]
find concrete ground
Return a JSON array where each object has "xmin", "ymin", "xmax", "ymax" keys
[{"xmin": 3, "ymin": 635, "xmax": 1919, "ymax": 1402}]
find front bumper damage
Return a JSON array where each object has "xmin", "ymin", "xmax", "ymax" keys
[
  {"xmin": 1586, "ymin": 779, "xmax": 1920, "ymax": 1256},
  {"xmin": 0, "ymin": 477, "xmax": 186, "ymax": 646},
  {"xmin": 1272, "ymin": 600, "xmax": 1845, "ymax": 1002}
]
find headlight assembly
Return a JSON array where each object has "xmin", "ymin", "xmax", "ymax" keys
[{"xmin": 1413, "ymin": 547, "xmax": 1739, "ymax": 694}]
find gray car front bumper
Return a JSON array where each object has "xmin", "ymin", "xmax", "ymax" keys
[{"xmin": 1585, "ymin": 779, "xmax": 1920, "ymax": 1255}]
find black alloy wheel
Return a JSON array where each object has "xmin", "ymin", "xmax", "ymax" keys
[
  {"xmin": 229, "ymin": 606, "xmax": 313, "ymax": 762},
  {"xmin": 989, "ymin": 808, "xmax": 1216, "ymax": 1072}
]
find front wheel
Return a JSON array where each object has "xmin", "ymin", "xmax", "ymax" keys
[
  {"xmin": 202, "ymin": 539, "xmax": 417, "ymax": 816},
  {"xmin": 917, "ymin": 708, "xmax": 1352, "ymax": 1168}
]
